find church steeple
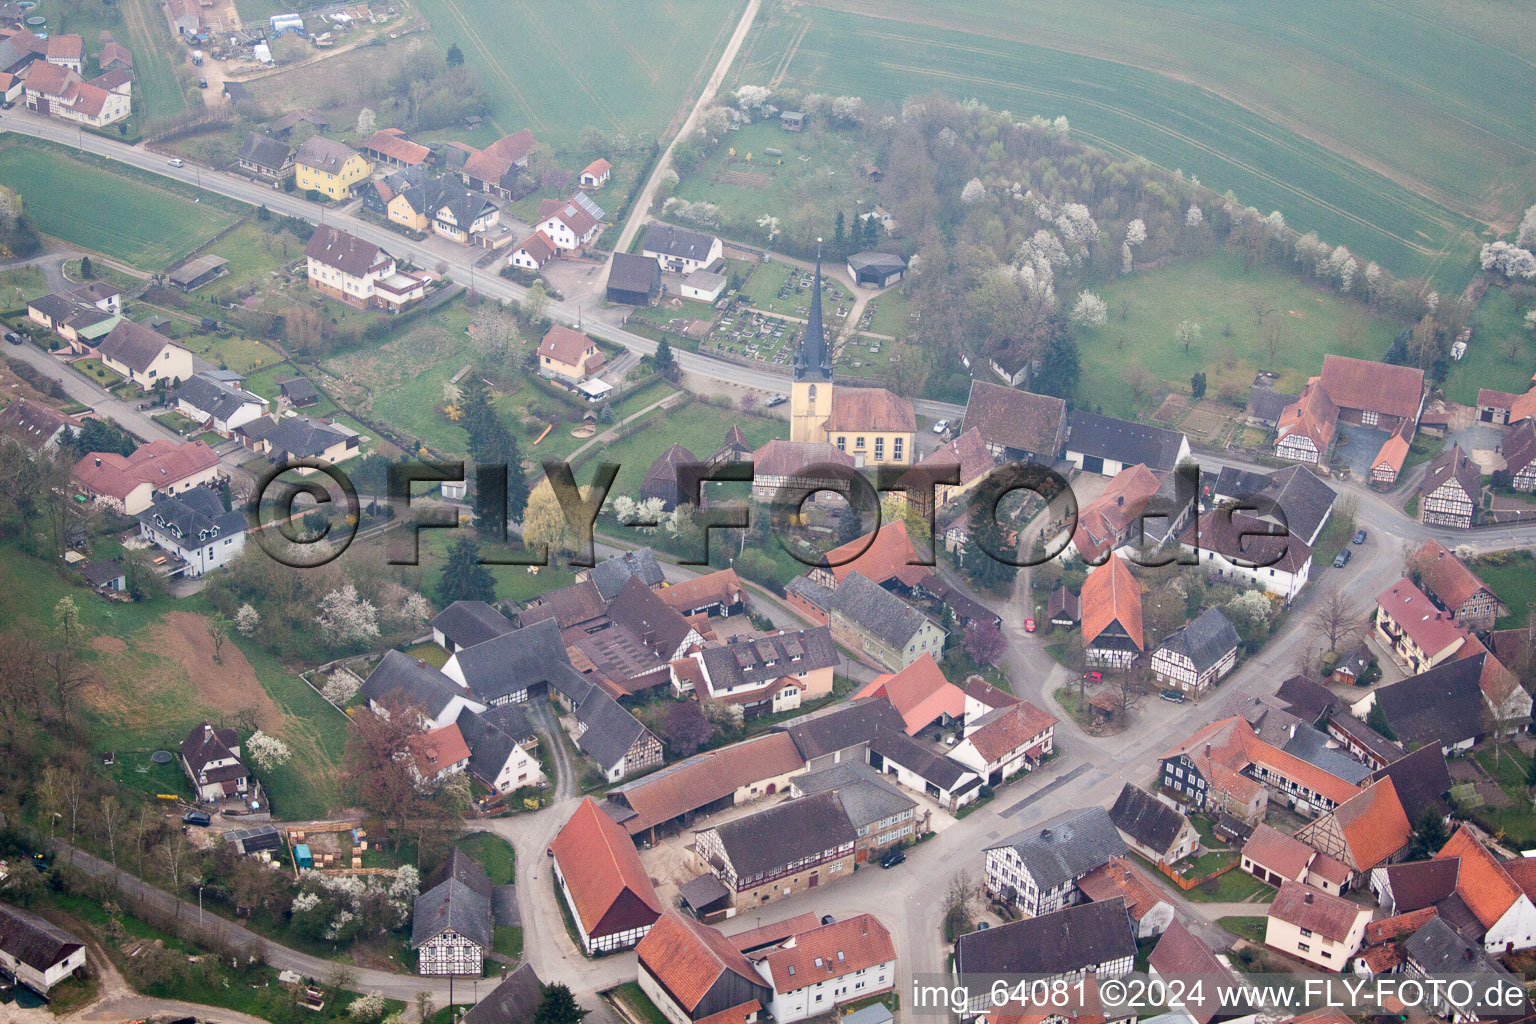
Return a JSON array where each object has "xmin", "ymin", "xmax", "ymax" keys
[{"xmin": 793, "ymin": 242, "xmax": 833, "ymax": 383}]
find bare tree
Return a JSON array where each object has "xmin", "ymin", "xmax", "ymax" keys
[
  {"xmin": 98, "ymin": 795, "xmax": 125, "ymax": 883},
  {"xmin": 1251, "ymin": 297, "xmax": 1276, "ymax": 325},
  {"xmin": 62, "ymin": 765, "xmax": 87, "ymax": 843},
  {"xmin": 1308, "ymin": 588, "xmax": 1360, "ymax": 655},
  {"xmin": 1263, "ymin": 321, "xmax": 1285, "ymax": 369},
  {"xmin": 160, "ymin": 835, "xmax": 191, "ymax": 917},
  {"xmin": 1113, "ymin": 666, "xmax": 1146, "ymax": 716},
  {"xmin": 1483, "ymin": 663, "xmax": 1526, "ymax": 769}
]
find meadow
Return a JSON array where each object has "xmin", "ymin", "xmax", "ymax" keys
[
  {"xmin": 1444, "ymin": 285, "xmax": 1536, "ymax": 406},
  {"xmin": 1075, "ymin": 254, "xmax": 1401, "ymax": 419},
  {"xmin": 45, "ymin": 0, "xmax": 197, "ymax": 128},
  {"xmin": 728, "ymin": 0, "xmax": 1515, "ymax": 288},
  {"xmin": 0, "ymin": 139, "xmax": 240, "ymax": 271},
  {"xmin": 411, "ymin": 0, "xmax": 747, "ymax": 145},
  {"xmin": 576, "ymin": 398, "xmax": 784, "ymax": 499}
]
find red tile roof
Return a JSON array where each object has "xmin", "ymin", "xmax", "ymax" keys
[
  {"xmin": 1376, "ymin": 578, "xmax": 1470, "ymax": 659},
  {"xmin": 46, "ymin": 33, "xmax": 83, "ymax": 59},
  {"xmin": 1165, "ymin": 716, "xmax": 1362, "ymax": 808},
  {"xmin": 854, "ymin": 653, "xmax": 966, "ymax": 734},
  {"xmin": 463, "ymin": 129, "xmax": 537, "ymax": 184},
  {"xmin": 656, "ymin": 569, "xmax": 743, "ymax": 614},
  {"xmin": 1071, "ymin": 463, "xmax": 1162, "ymax": 562},
  {"xmin": 821, "ymin": 520, "xmax": 927, "ymax": 588},
  {"xmin": 1148, "ymin": 920, "xmax": 1228, "ymax": 1022},
  {"xmin": 962, "ymin": 699, "xmax": 1058, "ymax": 763},
  {"xmin": 825, "ymin": 386, "xmax": 915, "ymax": 433},
  {"xmin": 1365, "ymin": 906, "xmax": 1438, "ymax": 946},
  {"xmin": 912, "ymin": 426, "xmax": 994, "ymax": 488},
  {"xmin": 1371, "ymin": 426, "xmax": 1411, "ymax": 477},
  {"xmin": 580, "ymin": 158, "xmax": 612, "ymax": 178},
  {"xmin": 728, "ymin": 912, "xmax": 820, "ymax": 952},
  {"xmin": 538, "ymin": 195, "xmax": 599, "ymax": 238},
  {"xmin": 362, "ymin": 128, "xmax": 430, "ymax": 166},
  {"xmin": 1243, "ymin": 823, "xmax": 1314, "ymax": 880},
  {"xmin": 693, "ymin": 1002, "xmax": 760, "ymax": 1024},
  {"xmin": 1077, "ymin": 857, "xmax": 1169, "ymax": 923},
  {"xmin": 611, "ymin": 733, "xmax": 803, "ymax": 835},
  {"xmin": 515, "ymin": 230, "xmax": 557, "ymax": 264},
  {"xmin": 1502, "ymin": 856, "xmax": 1536, "ymax": 902},
  {"xmin": 538, "ymin": 325, "xmax": 602, "ymax": 371},
  {"xmin": 755, "ymin": 914, "xmax": 895, "ymax": 994},
  {"xmin": 1330, "ymin": 777, "xmax": 1411, "ymax": 871},
  {"xmin": 1412, "ymin": 540, "xmax": 1493, "ymax": 612},
  {"xmin": 72, "ymin": 440, "xmax": 219, "ymax": 500},
  {"xmin": 750, "ymin": 439, "xmax": 854, "ymax": 477},
  {"xmin": 1319, "ymin": 354, "xmax": 1425, "ymax": 420},
  {"xmin": 1080, "ymin": 554, "xmax": 1142, "ymax": 649},
  {"xmin": 1268, "ymin": 880, "xmax": 1366, "ymax": 942},
  {"xmin": 22, "ymin": 59, "xmax": 75, "ymax": 97},
  {"xmin": 1436, "ymin": 825, "xmax": 1524, "ymax": 929},
  {"xmin": 1276, "ymin": 376, "xmax": 1338, "ymax": 455},
  {"xmin": 550, "ymin": 798, "xmax": 662, "ymax": 939},
  {"xmin": 407, "ymin": 722, "xmax": 469, "ymax": 778},
  {"xmin": 636, "ymin": 911, "xmax": 764, "ymax": 1013}
]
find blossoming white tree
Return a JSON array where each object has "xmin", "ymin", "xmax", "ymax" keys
[
  {"xmin": 1070, "ymin": 291, "xmax": 1108, "ymax": 328},
  {"xmin": 1185, "ymin": 204, "xmax": 1203, "ymax": 228},
  {"xmin": 961, "ymin": 178, "xmax": 986, "ymax": 204},
  {"xmin": 1482, "ymin": 241, "xmax": 1536, "ymax": 279},
  {"xmin": 245, "ymin": 731, "xmax": 292, "ymax": 773},
  {"xmin": 235, "ymin": 604, "xmax": 261, "ymax": 637},
  {"xmin": 315, "ymin": 584, "xmax": 380, "ymax": 648},
  {"xmin": 1518, "ymin": 202, "xmax": 1536, "ymax": 248}
]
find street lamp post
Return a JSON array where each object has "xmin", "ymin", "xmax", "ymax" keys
[{"xmin": 198, "ymin": 884, "xmax": 205, "ymax": 926}]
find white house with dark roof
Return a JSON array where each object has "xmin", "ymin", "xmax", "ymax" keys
[
  {"xmin": 431, "ymin": 600, "xmax": 515, "ymax": 653},
  {"xmin": 1149, "ymin": 608, "xmax": 1242, "ymax": 697},
  {"xmin": 180, "ymin": 721, "xmax": 249, "ymax": 801},
  {"xmin": 641, "ymin": 222, "xmax": 722, "ymax": 275},
  {"xmin": 1108, "ymin": 783, "xmax": 1199, "ymax": 864},
  {"xmin": 1065, "ymin": 412, "xmax": 1189, "ymax": 477},
  {"xmin": 0, "ymin": 902, "xmax": 86, "ymax": 996},
  {"xmin": 413, "ymin": 849, "xmax": 493, "ymax": 976},
  {"xmin": 984, "ymin": 806, "xmax": 1128, "ymax": 916},
  {"xmin": 175, "ymin": 371, "xmax": 269, "ymax": 435},
  {"xmin": 361, "ymin": 650, "xmax": 486, "ymax": 729},
  {"xmin": 136, "ymin": 486, "xmax": 247, "ymax": 576}
]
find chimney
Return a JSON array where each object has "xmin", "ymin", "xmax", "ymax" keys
[
  {"xmin": 1041, "ymin": 828, "xmax": 1052, "ymax": 840},
  {"xmin": 1303, "ymin": 892, "xmax": 1314, "ymax": 905},
  {"xmin": 203, "ymin": 723, "xmax": 214, "ymax": 743},
  {"xmin": 1205, "ymin": 743, "xmax": 1212, "ymax": 758},
  {"xmin": 94, "ymin": 457, "xmax": 102, "ymax": 467},
  {"xmin": 1464, "ymin": 948, "xmax": 1475, "ymax": 961},
  {"xmin": 1117, "ymin": 495, "xmax": 1124, "ymax": 506},
  {"xmin": 418, "ymin": 659, "xmax": 428, "ymax": 669}
]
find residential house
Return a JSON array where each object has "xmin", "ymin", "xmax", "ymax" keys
[
  {"xmin": 579, "ymin": 158, "xmax": 611, "ymax": 188},
  {"xmin": 949, "ymin": 699, "xmax": 1058, "ymax": 786},
  {"xmin": 828, "ymin": 571, "xmax": 945, "ymax": 671},
  {"xmin": 1065, "ymin": 412, "xmax": 1190, "ymax": 477},
  {"xmin": 406, "ymin": 722, "xmax": 471, "ymax": 790},
  {"xmin": 953, "ymin": 899, "xmax": 1136, "ymax": 1014},
  {"xmin": 98, "ymin": 320, "xmax": 193, "ymax": 391},
  {"xmin": 1108, "ymin": 783, "xmax": 1198, "ymax": 865},
  {"xmin": 1318, "ymin": 354, "xmax": 1425, "ymax": 432},
  {"xmin": 961, "ymin": 380, "xmax": 1069, "ymax": 463},
  {"xmin": 684, "ymin": 627, "xmax": 838, "ymax": 719},
  {"xmin": 1210, "ymin": 464, "xmax": 1337, "ymax": 548},
  {"xmin": 304, "ymin": 225, "xmax": 426, "ymax": 311},
  {"xmin": 463, "ymin": 965, "xmax": 545, "ymax": 1024},
  {"xmin": 260, "ymin": 415, "xmax": 358, "ymax": 472},
  {"xmin": 1149, "ymin": 608, "xmax": 1241, "ymax": 698},
  {"xmin": 454, "ymin": 706, "xmax": 543, "ymax": 795},
  {"xmin": 1274, "ymin": 377, "xmax": 1338, "ymax": 464},
  {"xmin": 1436, "ymin": 825, "xmax": 1536, "ymax": 952},
  {"xmin": 694, "ymin": 791, "xmax": 857, "ymax": 907},
  {"xmin": 174, "ymin": 371, "xmax": 269, "ymax": 435},
  {"xmin": 72, "ymin": 439, "xmax": 221, "ymax": 514},
  {"xmin": 1500, "ymin": 417, "xmax": 1536, "ymax": 492},
  {"xmin": 1374, "ymin": 578, "xmax": 1470, "ymax": 674},
  {"xmin": 44, "ymin": 33, "xmax": 83, "ymax": 72},
  {"xmin": 1400, "ymin": 916, "xmax": 1519, "ymax": 1021},
  {"xmin": 1180, "ymin": 509, "xmax": 1313, "ymax": 599},
  {"xmin": 21, "ymin": 60, "xmax": 130, "ymax": 127},
  {"xmin": 552, "ymin": 798, "xmax": 663, "ymax": 953},
  {"xmin": 642, "ymin": 223, "xmax": 723, "ymax": 275},
  {"xmin": 1324, "ymin": 711, "xmax": 1402, "ymax": 770},
  {"xmin": 571, "ymin": 683, "xmax": 665, "ymax": 782},
  {"xmin": 867, "ymin": 726, "xmax": 984, "ymax": 810},
  {"xmin": 900, "ymin": 427, "xmax": 996, "ymax": 519},
  {"xmin": 360, "ymin": 649, "xmax": 486, "ymax": 730},
  {"xmin": 747, "ymin": 439, "xmax": 854, "ymax": 505},
  {"xmin": 1081, "ymin": 554, "xmax": 1143, "ymax": 668},
  {"xmin": 236, "ymin": 133, "xmax": 294, "ymax": 180},
  {"xmin": 535, "ymin": 192, "xmax": 604, "ymax": 251},
  {"xmin": 790, "ymin": 761, "xmax": 918, "ymax": 860},
  {"xmin": 179, "ymin": 721, "xmax": 249, "ymax": 802},
  {"xmin": 851, "ymin": 655, "xmax": 966, "ymax": 736},
  {"xmin": 607, "ymin": 251, "xmax": 663, "ymax": 305},
  {"xmin": 1292, "ymin": 778, "xmax": 1411, "ymax": 887},
  {"xmin": 412, "ymin": 849, "xmax": 493, "ymax": 976},
  {"xmin": 459, "ymin": 130, "xmax": 538, "ymax": 198},
  {"xmin": 136, "ymin": 486, "xmax": 247, "ymax": 577},
  {"xmin": 1264, "ymin": 881, "xmax": 1370, "ymax": 971},
  {"xmin": 294, "ymin": 136, "xmax": 373, "ymax": 199},
  {"xmin": 1079, "ymin": 857, "xmax": 1176, "ymax": 939},
  {"xmin": 0, "ymin": 398, "xmax": 80, "ymax": 452},
  {"xmin": 811, "ymin": 521, "xmax": 927, "ymax": 591},
  {"xmin": 983, "ymin": 806, "xmax": 1127, "ymax": 916},
  {"xmin": 656, "ymin": 568, "xmax": 746, "ymax": 619},
  {"xmin": 1241, "ymin": 823, "xmax": 1350, "ymax": 896},
  {"xmin": 509, "ymin": 230, "xmax": 559, "ymax": 273},
  {"xmin": 583, "ymin": 547, "xmax": 668, "ymax": 599},
  {"xmin": 1147, "ymin": 919, "xmax": 1256, "ymax": 1024},
  {"xmin": 1068, "ymin": 463, "xmax": 1164, "ymax": 563},
  {"xmin": 1349, "ymin": 654, "xmax": 1523, "ymax": 755},
  {"xmin": 361, "ymin": 128, "xmax": 430, "ymax": 169},
  {"xmin": 1411, "ymin": 540, "xmax": 1502, "ymax": 631},
  {"xmin": 537, "ymin": 325, "xmax": 605, "ymax": 385},
  {"xmin": 443, "ymin": 617, "xmax": 594, "ymax": 706},
  {"xmin": 635, "ymin": 912, "xmax": 774, "ymax": 1023},
  {"xmin": 410, "ymin": 179, "xmax": 502, "ymax": 246},
  {"xmin": 1418, "ymin": 444, "xmax": 1480, "ymax": 529},
  {"xmin": 0, "ymin": 902, "xmax": 86, "ymax": 996},
  {"xmin": 846, "ymin": 251, "xmax": 906, "ymax": 288},
  {"xmin": 1368, "ymin": 744, "xmax": 1453, "ymax": 824},
  {"xmin": 750, "ymin": 915, "xmax": 897, "ymax": 1023}
]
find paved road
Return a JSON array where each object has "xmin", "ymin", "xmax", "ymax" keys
[
  {"xmin": 6, "ymin": 338, "xmax": 184, "ymax": 444},
  {"xmin": 0, "ymin": 110, "xmax": 966, "ymax": 423}
]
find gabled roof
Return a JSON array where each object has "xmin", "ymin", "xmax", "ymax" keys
[
  {"xmin": 825, "ymin": 387, "xmax": 915, "ymax": 433},
  {"xmin": 1242, "ymin": 823, "xmax": 1315, "ymax": 880},
  {"xmin": 607, "ymin": 732, "xmax": 804, "ymax": 835},
  {"xmin": 954, "ymin": 897, "xmax": 1135, "ymax": 978},
  {"xmin": 1108, "ymin": 783, "xmax": 1189, "ymax": 855},
  {"xmin": 756, "ymin": 914, "xmax": 896, "ymax": 994},
  {"xmin": 580, "ymin": 158, "xmax": 612, "ymax": 178},
  {"xmin": 778, "ymin": 697, "xmax": 907, "ymax": 761},
  {"xmin": 462, "ymin": 964, "xmax": 544, "ymax": 1024},
  {"xmin": 853, "ymin": 654, "xmax": 966, "ymax": 734},
  {"xmin": 1163, "ymin": 715, "xmax": 1363, "ymax": 808},
  {"xmin": 294, "ymin": 135, "xmax": 363, "ymax": 175},
  {"xmin": 1419, "ymin": 443, "xmax": 1481, "ymax": 501},
  {"xmin": 698, "ymin": 627, "xmax": 837, "ymax": 697},
  {"xmin": 453, "ymin": 706, "xmax": 528, "ymax": 791},
  {"xmin": 138, "ymin": 486, "xmax": 246, "ymax": 545},
  {"xmin": 869, "ymin": 726, "xmax": 979, "ymax": 792},
  {"xmin": 515, "ymin": 229, "xmax": 558, "ymax": 263},
  {"xmin": 707, "ymin": 791, "xmax": 856, "ymax": 877},
  {"xmin": 180, "ymin": 720, "xmax": 240, "ymax": 774},
  {"xmin": 1155, "ymin": 608, "xmax": 1240, "ymax": 674},
  {"xmin": 1324, "ymin": 777, "xmax": 1411, "ymax": 871},
  {"xmin": 305, "ymin": 225, "xmax": 389, "ymax": 277},
  {"xmin": 98, "ymin": 320, "xmax": 180, "ymax": 373},
  {"xmin": 1370, "ymin": 744, "xmax": 1452, "ymax": 822},
  {"xmin": 1380, "ymin": 858, "xmax": 1460, "ymax": 912},
  {"xmin": 237, "ymin": 132, "xmax": 292, "ymax": 170},
  {"xmin": 407, "ymin": 722, "xmax": 470, "ymax": 778},
  {"xmin": 462, "ymin": 129, "xmax": 537, "ymax": 184},
  {"xmin": 1067, "ymin": 412, "xmax": 1188, "ymax": 473},
  {"xmin": 963, "ymin": 700, "xmax": 1058, "ymax": 763},
  {"xmin": 431, "ymin": 600, "xmax": 514, "ymax": 650},
  {"xmin": 523, "ymin": 580, "xmax": 607, "ymax": 629},
  {"xmin": 609, "ymin": 251, "xmax": 662, "ymax": 292},
  {"xmin": 1276, "ymin": 376, "xmax": 1338, "ymax": 455},
  {"xmin": 538, "ymin": 193, "xmax": 600, "ymax": 237},
  {"xmin": 174, "ymin": 372, "xmax": 266, "ymax": 422},
  {"xmin": 590, "ymin": 547, "xmax": 665, "ymax": 600},
  {"xmin": 449, "ymin": 617, "xmax": 590, "ymax": 706},
  {"xmin": 1268, "ymin": 881, "xmax": 1364, "ymax": 942},
  {"xmin": 361, "ymin": 650, "xmax": 475, "ymax": 720},
  {"xmin": 552, "ymin": 798, "xmax": 662, "ymax": 937},
  {"xmin": 829, "ymin": 570, "xmax": 934, "ymax": 649},
  {"xmin": 820, "ymin": 520, "xmax": 927, "ymax": 587},
  {"xmin": 750, "ymin": 439, "xmax": 854, "ymax": 477},
  {"xmin": 790, "ymin": 760, "xmax": 915, "ymax": 829},
  {"xmin": 1412, "ymin": 540, "xmax": 1493, "ymax": 612},
  {"xmin": 1080, "ymin": 554, "xmax": 1142, "ymax": 649},
  {"xmin": 1401, "ymin": 915, "xmax": 1512, "ymax": 986},
  {"xmin": 1272, "ymin": 675, "xmax": 1338, "ymax": 723},
  {"xmin": 1366, "ymin": 906, "xmax": 1439, "ymax": 946},
  {"xmin": 641, "ymin": 223, "xmax": 718, "ymax": 262},
  {"xmin": 1254, "ymin": 464, "xmax": 1338, "ymax": 544},
  {"xmin": 1078, "ymin": 857, "xmax": 1170, "ymax": 924},
  {"xmin": 606, "ymin": 574, "xmax": 696, "ymax": 655},
  {"xmin": 1148, "ymin": 920, "xmax": 1235, "ymax": 1024},
  {"xmin": 73, "ymin": 439, "xmax": 219, "ymax": 500},
  {"xmin": 573, "ymin": 686, "xmax": 657, "ymax": 771},
  {"xmin": 1181, "ymin": 508, "xmax": 1312, "ymax": 573},
  {"xmin": 1071, "ymin": 463, "xmax": 1162, "ymax": 561},
  {"xmin": 263, "ymin": 415, "xmax": 349, "ymax": 459},
  {"xmin": 412, "ymin": 861, "xmax": 492, "ymax": 950},
  {"xmin": 1371, "ymin": 424, "xmax": 1411, "ymax": 477},
  {"xmin": 989, "ymin": 806, "xmax": 1127, "ymax": 891},
  {"xmin": 1436, "ymin": 825, "xmax": 1525, "ymax": 929},
  {"xmin": 1501, "ymin": 417, "xmax": 1536, "ymax": 477},
  {"xmin": 1368, "ymin": 652, "xmax": 1490, "ymax": 748},
  {"xmin": 962, "ymin": 380, "xmax": 1068, "ymax": 456},
  {"xmin": 847, "ymin": 251, "xmax": 906, "ymax": 273},
  {"xmin": 637, "ymin": 912, "xmax": 767, "ymax": 1012},
  {"xmin": 911, "ymin": 426, "xmax": 995, "ymax": 489},
  {"xmin": 656, "ymin": 568, "xmax": 743, "ymax": 614},
  {"xmin": 0, "ymin": 397, "xmax": 79, "ymax": 449},
  {"xmin": 362, "ymin": 128, "xmax": 430, "ymax": 165},
  {"xmin": 1319, "ymin": 354, "xmax": 1424, "ymax": 419},
  {"xmin": 0, "ymin": 901, "xmax": 84, "ymax": 973}
]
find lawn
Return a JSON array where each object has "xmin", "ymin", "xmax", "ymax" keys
[
  {"xmin": 607, "ymin": 982, "xmax": 671, "ymax": 1024},
  {"xmin": 457, "ymin": 832, "xmax": 516, "ymax": 885},
  {"xmin": 394, "ymin": 528, "xmax": 581, "ymax": 607},
  {"xmin": 576, "ymin": 398, "xmax": 784, "ymax": 500},
  {"xmin": 729, "ymin": 0, "xmax": 1501, "ymax": 288},
  {"xmin": 1471, "ymin": 745, "xmax": 1536, "ymax": 846},
  {"xmin": 738, "ymin": 257, "xmax": 855, "ymax": 319},
  {"xmin": 1218, "ymin": 916, "xmax": 1269, "ymax": 946},
  {"xmin": 1471, "ymin": 550, "xmax": 1536, "ymax": 629},
  {"xmin": 862, "ymin": 288, "xmax": 912, "ymax": 339},
  {"xmin": 0, "ymin": 138, "xmax": 240, "ymax": 271},
  {"xmin": 411, "ymin": 0, "xmax": 745, "ymax": 146},
  {"xmin": 1445, "ymin": 284, "xmax": 1536, "ymax": 405},
  {"xmin": 0, "ymin": 266, "xmax": 45, "ymax": 309},
  {"xmin": 1074, "ymin": 254, "xmax": 1402, "ymax": 418}
]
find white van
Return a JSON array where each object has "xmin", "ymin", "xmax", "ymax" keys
[{"xmin": 168, "ymin": 158, "xmax": 184, "ymax": 168}]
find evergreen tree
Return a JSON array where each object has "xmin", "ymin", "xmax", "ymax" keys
[
  {"xmin": 460, "ymin": 374, "xmax": 528, "ymax": 526},
  {"xmin": 1190, "ymin": 372, "xmax": 1207, "ymax": 400},
  {"xmin": 654, "ymin": 338, "xmax": 677, "ymax": 381},
  {"xmin": 79, "ymin": 256, "xmax": 93, "ymax": 279},
  {"xmin": 1031, "ymin": 328, "xmax": 1080, "ymax": 400},
  {"xmin": 862, "ymin": 213, "xmax": 878, "ymax": 247},
  {"xmin": 1406, "ymin": 806, "xmax": 1448, "ymax": 860},
  {"xmin": 533, "ymin": 984, "xmax": 588, "ymax": 1024},
  {"xmin": 834, "ymin": 210, "xmax": 845, "ymax": 254},
  {"xmin": 446, "ymin": 42, "xmax": 464, "ymax": 66},
  {"xmin": 436, "ymin": 537, "xmax": 496, "ymax": 606},
  {"xmin": 1366, "ymin": 699, "xmax": 1396, "ymax": 740}
]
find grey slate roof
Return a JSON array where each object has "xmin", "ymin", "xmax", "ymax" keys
[
  {"xmin": 411, "ymin": 873, "xmax": 493, "ymax": 950},
  {"xmin": 175, "ymin": 371, "xmax": 265, "ymax": 423},
  {"xmin": 99, "ymin": 320, "xmax": 176, "ymax": 374},
  {"xmin": 698, "ymin": 627, "xmax": 837, "ymax": 693},
  {"xmin": 1155, "ymin": 608, "xmax": 1240, "ymax": 674},
  {"xmin": 138, "ymin": 486, "xmax": 246, "ymax": 545},
  {"xmin": 785, "ymin": 575, "xmax": 832, "ymax": 613},
  {"xmin": 454, "ymin": 707, "xmax": 524, "ymax": 791},
  {"xmin": 868, "ymin": 728, "xmax": 978, "ymax": 792},
  {"xmin": 641, "ymin": 223, "xmax": 717, "ymax": 263},
  {"xmin": 778, "ymin": 697, "xmax": 908, "ymax": 762},
  {"xmin": 0, "ymin": 901, "xmax": 85, "ymax": 972},
  {"xmin": 279, "ymin": 376, "xmax": 319, "ymax": 403},
  {"xmin": 238, "ymin": 132, "xmax": 292, "ymax": 170},
  {"xmin": 1370, "ymin": 654, "xmax": 1495, "ymax": 749},
  {"xmin": 847, "ymin": 251, "xmax": 907, "ymax": 273},
  {"xmin": 954, "ymin": 897, "xmax": 1135, "ymax": 978},
  {"xmin": 1279, "ymin": 723, "xmax": 1373, "ymax": 784},
  {"xmin": 451, "ymin": 617, "xmax": 591, "ymax": 706},
  {"xmin": 427, "ymin": 848, "xmax": 494, "ymax": 898},
  {"xmin": 78, "ymin": 558, "xmax": 125, "ymax": 588},
  {"xmin": 431, "ymin": 600, "xmax": 514, "ymax": 650},
  {"xmin": 1108, "ymin": 783, "xmax": 1188, "ymax": 855},
  {"xmin": 793, "ymin": 760, "xmax": 916, "ymax": 829},
  {"xmin": 830, "ymin": 571, "xmax": 934, "ymax": 650},
  {"xmin": 361, "ymin": 650, "xmax": 470, "ymax": 719},
  {"xmin": 708, "ymin": 790, "xmax": 856, "ymax": 878},
  {"xmin": 1256, "ymin": 465, "xmax": 1337, "ymax": 544},
  {"xmin": 264, "ymin": 415, "xmax": 349, "ymax": 458},
  {"xmin": 1402, "ymin": 915, "xmax": 1512, "ymax": 984},
  {"xmin": 989, "ymin": 806, "xmax": 1128, "ymax": 891},
  {"xmin": 589, "ymin": 547, "xmax": 665, "ymax": 600},
  {"xmin": 1067, "ymin": 412, "xmax": 1188, "ymax": 473},
  {"xmin": 604, "ymin": 574, "xmax": 695, "ymax": 657},
  {"xmin": 1272, "ymin": 674, "xmax": 1338, "ymax": 723},
  {"xmin": 463, "ymin": 963, "xmax": 544, "ymax": 1024},
  {"xmin": 608, "ymin": 251, "xmax": 661, "ymax": 294},
  {"xmin": 573, "ymin": 687, "xmax": 655, "ymax": 771},
  {"xmin": 294, "ymin": 135, "xmax": 360, "ymax": 174}
]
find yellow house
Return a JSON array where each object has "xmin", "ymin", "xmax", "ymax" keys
[
  {"xmin": 97, "ymin": 320, "xmax": 194, "ymax": 392},
  {"xmin": 387, "ymin": 190, "xmax": 428, "ymax": 232},
  {"xmin": 294, "ymin": 136, "xmax": 373, "ymax": 199},
  {"xmin": 537, "ymin": 325, "xmax": 606, "ymax": 384}
]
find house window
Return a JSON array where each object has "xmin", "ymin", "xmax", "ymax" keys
[
  {"xmin": 836, "ymin": 437, "xmax": 846, "ymax": 451},
  {"xmin": 874, "ymin": 438, "xmax": 885, "ymax": 460},
  {"xmin": 894, "ymin": 437, "xmax": 904, "ymax": 460},
  {"xmin": 1297, "ymin": 942, "xmax": 1310, "ymax": 952},
  {"xmin": 856, "ymin": 437, "xmax": 866, "ymax": 449}
]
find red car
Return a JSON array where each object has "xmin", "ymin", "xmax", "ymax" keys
[
  {"xmin": 1024, "ymin": 617, "xmax": 1036, "ymax": 633},
  {"xmin": 1083, "ymin": 670, "xmax": 1103, "ymax": 683}
]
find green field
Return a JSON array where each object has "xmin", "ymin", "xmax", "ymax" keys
[
  {"xmin": 412, "ymin": 0, "xmax": 746, "ymax": 145},
  {"xmin": 0, "ymin": 266, "xmax": 44, "ymax": 309},
  {"xmin": 1445, "ymin": 285, "xmax": 1536, "ymax": 405},
  {"xmin": 1472, "ymin": 551, "xmax": 1536, "ymax": 630},
  {"xmin": 0, "ymin": 139, "xmax": 240, "ymax": 271},
  {"xmin": 729, "ymin": 0, "xmax": 1515, "ymax": 287},
  {"xmin": 1075, "ymin": 254, "xmax": 1402, "ymax": 418},
  {"xmin": 578, "ymin": 398, "xmax": 784, "ymax": 499}
]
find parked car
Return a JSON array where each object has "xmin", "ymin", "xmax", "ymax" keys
[
  {"xmin": 1333, "ymin": 549, "xmax": 1352, "ymax": 569},
  {"xmin": 198, "ymin": 77, "xmax": 208, "ymax": 88},
  {"xmin": 181, "ymin": 811, "xmax": 211, "ymax": 827},
  {"xmin": 976, "ymin": 921, "xmax": 990, "ymax": 930},
  {"xmin": 168, "ymin": 158, "xmax": 184, "ymax": 168},
  {"xmin": 1024, "ymin": 617, "xmax": 1036, "ymax": 633},
  {"xmin": 765, "ymin": 393, "xmax": 787, "ymax": 407},
  {"xmin": 932, "ymin": 419, "xmax": 951, "ymax": 435},
  {"xmin": 1159, "ymin": 689, "xmax": 1186, "ymax": 704},
  {"xmin": 1083, "ymin": 670, "xmax": 1103, "ymax": 683},
  {"xmin": 4, "ymin": 331, "xmax": 21, "ymax": 345},
  {"xmin": 1353, "ymin": 529, "xmax": 1368, "ymax": 545},
  {"xmin": 880, "ymin": 849, "xmax": 906, "ymax": 869}
]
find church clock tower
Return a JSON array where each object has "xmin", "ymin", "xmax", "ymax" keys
[{"xmin": 789, "ymin": 243, "xmax": 834, "ymax": 443}]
